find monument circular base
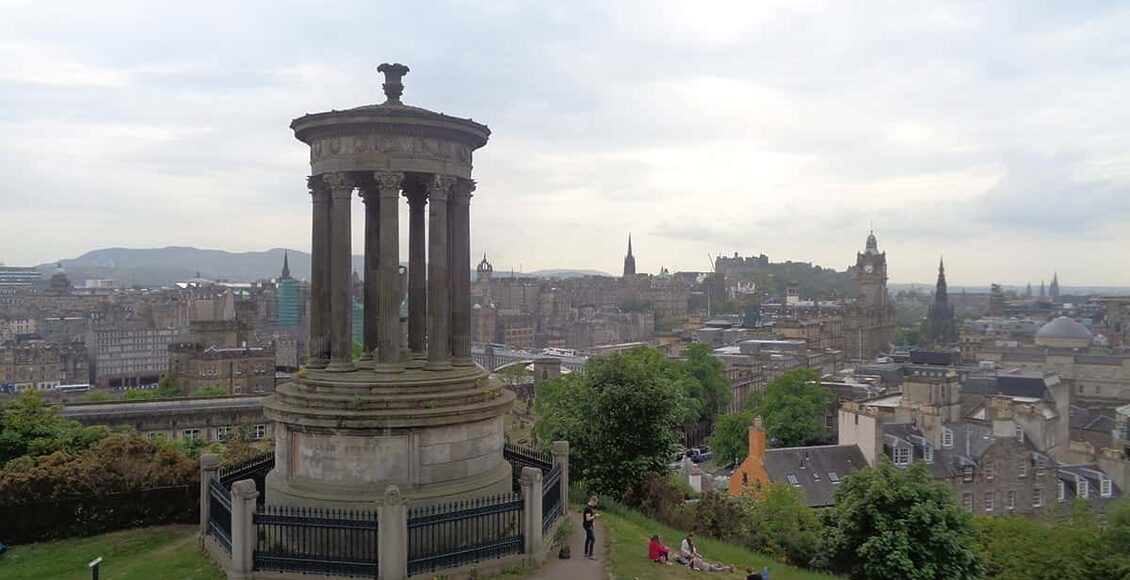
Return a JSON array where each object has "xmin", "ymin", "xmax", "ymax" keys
[{"xmin": 262, "ymin": 364, "xmax": 516, "ymax": 508}]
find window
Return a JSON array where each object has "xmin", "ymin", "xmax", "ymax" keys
[
  {"xmin": 1015, "ymin": 424, "xmax": 1024, "ymax": 442},
  {"xmin": 785, "ymin": 474, "xmax": 800, "ymax": 487},
  {"xmin": 1018, "ymin": 459, "xmax": 1028, "ymax": 478},
  {"xmin": 963, "ymin": 465, "xmax": 974, "ymax": 483},
  {"xmin": 829, "ymin": 472, "xmax": 840, "ymax": 484},
  {"xmin": 984, "ymin": 492, "xmax": 994, "ymax": 512},
  {"xmin": 1078, "ymin": 479, "xmax": 1089, "ymax": 498},
  {"xmin": 1102, "ymin": 479, "xmax": 1112, "ymax": 498},
  {"xmin": 812, "ymin": 471, "xmax": 821, "ymax": 481},
  {"xmin": 253, "ymin": 424, "xmax": 266, "ymax": 439},
  {"xmin": 824, "ymin": 415, "xmax": 833, "ymax": 428},
  {"xmin": 1058, "ymin": 480, "xmax": 1066, "ymax": 501},
  {"xmin": 182, "ymin": 429, "xmax": 201, "ymax": 440},
  {"xmin": 1007, "ymin": 490, "xmax": 1016, "ymax": 511},
  {"xmin": 217, "ymin": 425, "xmax": 234, "ymax": 441},
  {"xmin": 1036, "ymin": 459, "xmax": 1047, "ymax": 479},
  {"xmin": 894, "ymin": 447, "xmax": 910, "ymax": 466},
  {"xmin": 1033, "ymin": 488, "xmax": 1043, "ymax": 508},
  {"xmin": 923, "ymin": 444, "xmax": 934, "ymax": 464},
  {"xmin": 942, "ymin": 428, "xmax": 954, "ymax": 448},
  {"xmin": 962, "ymin": 493, "xmax": 974, "ymax": 512},
  {"xmin": 147, "ymin": 432, "xmax": 160, "ymax": 441},
  {"xmin": 984, "ymin": 462, "xmax": 996, "ymax": 480}
]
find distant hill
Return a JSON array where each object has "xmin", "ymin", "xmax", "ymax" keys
[
  {"xmin": 37, "ymin": 247, "xmax": 350, "ymax": 287},
  {"xmin": 38, "ymin": 247, "xmax": 613, "ymax": 288}
]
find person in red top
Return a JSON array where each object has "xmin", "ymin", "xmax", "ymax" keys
[{"xmin": 648, "ymin": 534, "xmax": 672, "ymax": 565}]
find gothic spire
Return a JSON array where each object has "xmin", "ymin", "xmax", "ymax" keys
[
  {"xmin": 281, "ymin": 250, "xmax": 291, "ymax": 279},
  {"xmin": 622, "ymin": 233, "xmax": 636, "ymax": 277},
  {"xmin": 935, "ymin": 257, "xmax": 948, "ymax": 301}
]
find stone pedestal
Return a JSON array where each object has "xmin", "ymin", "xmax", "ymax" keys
[{"xmin": 264, "ymin": 364, "xmax": 513, "ymax": 508}]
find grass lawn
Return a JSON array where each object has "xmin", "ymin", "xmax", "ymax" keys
[
  {"xmin": 600, "ymin": 505, "xmax": 839, "ymax": 580},
  {"xmin": 0, "ymin": 524, "xmax": 223, "ymax": 580}
]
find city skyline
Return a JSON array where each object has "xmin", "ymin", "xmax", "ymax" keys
[{"xmin": 2, "ymin": 1, "xmax": 1129, "ymax": 284}]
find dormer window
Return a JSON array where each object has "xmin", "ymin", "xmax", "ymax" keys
[
  {"xmin": 1101, "ymin": 479, "xmax": 1112, "ymax": 498},
  {"xmin": 894, "ymin": 447, "xmax": 910, "ymax": 466},
  {"xmin": 942, "ymin": 428, "xmax": 953, "ymax": 448},
  {"xmin": 923, "ymin": 444, "xmax": 934, "ymax": 464},
  {"xmin": 829, "ymin": 472, "xmax": 840, "ymax": 484},
  {"xmin": 1078, "ymin": 478, "xmax": 1089, "ymax": 498},
  {"xmin": 1058, "ymin": 480, "xmax": 1066, "ymax": 502},
  {"xmin": 786, "ymin": 474, "xmax": 800, "ymax": 487}
]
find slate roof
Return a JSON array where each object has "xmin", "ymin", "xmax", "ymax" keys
[
  {"xmin": 1069, "ymin": 405, "xmax": 1117, "ymax": 432},
  {"xmin": 882, "ymin": 422, "xmax": 960, "ymax": 479},
  {"xmin": 1057, "ymin": 464, "xmax": 1122, "ymax": 508},
  {"xmin": 909, "ymin": 349, "xmax": 960, "ymax": 366},
  {"xmin": 763, "ymin": 444, "xmax": 867, "ymax": 508},
  {"xmin": 961, "ymin": 371, "xmax": 1049, "ymax": 399}
]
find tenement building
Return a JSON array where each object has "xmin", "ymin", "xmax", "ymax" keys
[{"xmin": 844, "ymin": 231, "xmax": 896, "ymax": 360}]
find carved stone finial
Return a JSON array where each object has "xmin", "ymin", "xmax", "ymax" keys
[
  {"xmin": 384, "ymin": 485, "xmax": 403, "ymax": 505},
  {"xmin": 377, "ymin": 63, "xmax": 410, "ymax": 104}
]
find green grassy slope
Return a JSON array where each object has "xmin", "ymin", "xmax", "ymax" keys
[{"xmin": 0, "ymin": 524, "xmax": 222, "ymax": 580}]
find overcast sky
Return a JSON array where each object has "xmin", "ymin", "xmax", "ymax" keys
[{"xmin": 1, "ymin": 0, "xmax": 1128, "ymax": 286}]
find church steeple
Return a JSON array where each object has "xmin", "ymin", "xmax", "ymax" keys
[
  {"xmin": 1049, "ymin": 271, "xmax": 1060, "ymax": 300},
  {"xmin": 622, "ymin": 234, "xmax": 636, "ymax": 277},
  {"xmin": 935, "ymin": 257, "xmax": 948, "ymax": 302},
  {"xmin": 281, "ymin": 250, "xmax": 291, "ymax": 279}
]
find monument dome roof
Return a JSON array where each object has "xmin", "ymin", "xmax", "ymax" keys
[{"xmin": 1036, "ymin": 316, "xmax": 1092, "ymax": 341}]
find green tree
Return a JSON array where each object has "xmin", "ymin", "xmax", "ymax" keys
[
  {"xmin": 0, "ymin": 391, "xmax": 110, "ymax": 466},
  {"xmin": 123, "ymin": 389, "xmax": 158, "ymax": 400},
  {"xmin": 352, "ymin": 340, "xmax": 364, "ymax": 360},
  {"xmin": 154, "ymin": 374, "xmax": 183, "ymax": 398},
  {"xmin": 191, "ymin": 385, "xmax": 229, "ymax": 397},
  {"xmin": 708, "ymin": 411, "xmax": 753, "ymax": 466},
  {"xmin": 75, "ymin": 391, "xmax": 115, "ymax": 402},
  {"xmin": 976, "ymin": 500, "xmax": 1125, "ymax": 580},
  {"xmin": 746, "ymin": 368, "xmax": 834, "ymax": 447},
  {"xmin": 533, "ymin": 346, "xmax": 696, "ymax": 499},
  {"xmin": 817, "ymin": 460, "xmax": 983, "ymax": 580},
  {"xmin": 745, "ymin": 482, "xmax": 823, "ymax": 567},
  {"xmin": 682, "ymin": 343, "xmax": 731, "ymax": 422}
]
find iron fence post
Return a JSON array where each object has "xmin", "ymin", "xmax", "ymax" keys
[
  {"xmin": 551, "ymin": 440, "xmax": 569, "ymax": 515},
  {"xmin": 199, "ymin": 453, "xmax": 220, "ymax": 545},
  {"xmin": 520, "ymin": 467, "xmax": 543, "ymax": 563},
  {"xmin": 377, "ymin": 486, "xmax": 407, "ymax": 580},
  {"xmin": 229, "ymin": 479, "xmax": 258, "ymax": 580}
]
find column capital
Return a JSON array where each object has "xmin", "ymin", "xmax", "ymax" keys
[
  {"xmin": 374, "ymin": 171, "xmax": 404, "ymax": 195},
  {"xmin": 426, "ymin": 174, "xmax": 456, "ymax": 201},
  {"xmin": 307, "ymin": 175, "xmax": 329, "ymax": 198},
  {"xmin": 450, "ymin": 179, "xmax": 475, "ymax": 204},
  {"xmin": 322, "ymin": 172, "xmax": 355, "ymax": 199}
]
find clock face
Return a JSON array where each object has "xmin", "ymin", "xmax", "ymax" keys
[{"xmin": 864, "ymin": 264, "xmax": 874, "ymax": 274}]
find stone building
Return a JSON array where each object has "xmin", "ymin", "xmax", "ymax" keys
[
  {"xmin": 923, "ymin": 258, "xmax": 956, "ymax": 346},
  {"xmin": 87, "ymin": 326, "xmax": 183, "ymax": 388},
  {"xmin": 843, "ymin": 231, "xmax": 896, "ymax": 360},
  {"xmin": 0, "ymin": 341, "xmax": 62, "ymax": 389},
  {"xmin": 168, "ymin": 292, "xmax": 275, "ymax": 393}
]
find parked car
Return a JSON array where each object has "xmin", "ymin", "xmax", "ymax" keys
[{"xmin": 691, "ymin": 451, "xmax": 712, "ymax": 463}]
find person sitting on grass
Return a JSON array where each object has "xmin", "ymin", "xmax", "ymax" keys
[
  {"xmin": 680, "ymin": 532, "xmax": 736, "ymax": 573},
  {"xmin": 648, "ymin": 534, "xmax": 672, "ymax": 565}
]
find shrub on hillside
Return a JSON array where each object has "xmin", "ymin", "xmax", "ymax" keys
[{"xmin": 0, "ymin": 432, "xmax": 198, "ymax": 504}]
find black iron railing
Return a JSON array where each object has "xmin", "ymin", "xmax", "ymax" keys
[
  {"xmin": 504, "ymin": 443, "xmax": 553, "ymax": 493},
  {"xmin": 219, "ymin": 452, "xmax": 275, "ymax": 507},
  {"xmin": 542, "ymin": 460, "xmax": 562, "ymax": 533},
  {"xmin": 208, "ymin": 477, "xmax": 232, "ymax": 554},
  {"xmin": 407, "ymin": 494, "xmax": 524, "ymax": 576},
  {"xmin": 252, "ymin": 504, "xmax": 377, "ymax": 578}
]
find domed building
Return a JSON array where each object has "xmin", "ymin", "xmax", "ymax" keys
[{"xmin": 1035, "ymin": 316, "xmax": 1093, "ymax": 349}]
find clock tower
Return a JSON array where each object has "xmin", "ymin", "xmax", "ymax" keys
[
  {"xmin": 855, "ymin": 230, "xmax": 888, "ymax": 309},
  {"xmin": 845, "ymin": 230, "xmax": 896, "ymax": 360}
]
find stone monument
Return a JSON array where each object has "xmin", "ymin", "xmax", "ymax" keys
[{"xmin": 263, "ymin": 63, "xmax": 514, "ymax": 509}]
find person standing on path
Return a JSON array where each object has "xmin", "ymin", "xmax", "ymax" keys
[{"xmin": 582, "ymin": 496, "xmax": 599, "ymax": 560}]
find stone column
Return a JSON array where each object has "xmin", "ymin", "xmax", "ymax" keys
[
  {"xmin": 374, "ymin": 171, "xmax": 404, "ymax": 372},
  {"xmin": 229, "ymin": 479, "xmax": 259, "ymax": 580},
  {"xmin": 426, "ymin": 175, "xmax": 454, "ymax": 370},
  {"xmin": 551, "ymin": 440, "xmax": 570, "ymax": 516},
  {"xmin": 307, "ymin": 177, "xmax": 331, "ymax": 368},
  {"xmin": 519, "ymin": 466, "xmax": 544, "ymax": 561},
  {"xmin": 377, "ymin": 486, "xmax": 407, "ymax": 580},
  {"xmin": 324, "ymin": 173, "xmax": 355, "ymax": 372},
  {"xmin": 449, "ymin": 180, "xmax": 474, "ymax": 366},
  {"xmin": 360, "ymin": 185, "xmax": 380, "ymax": 361},
  {"xmin": 405, "ymin": 185, "xmax": 427, "ymax": 365},
  {"xmin": 198, "ymin": 453, "xmax": 220, "ymax": 543}
]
